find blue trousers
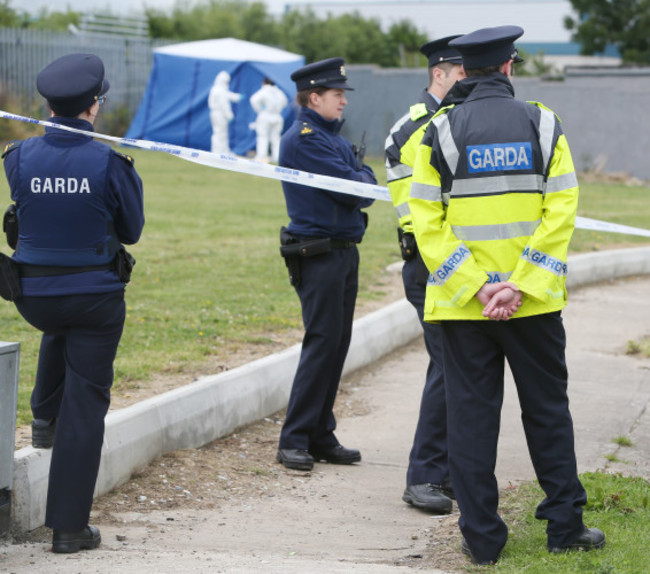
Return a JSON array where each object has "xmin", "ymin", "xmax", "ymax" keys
[
  {"xmin": 401, "ymin": 257, "xmax": 449, "ymax": 487},
  {"xmin": 15, "ymin": 290, "xmax": 125, "ymax": 531},
  {"xmin": 279, "ymin": 247, "xmax": 359, "ymax": 451},
  {"xmin": 442, "ymin": 312, "xmax": 587, "ymax": 563}
]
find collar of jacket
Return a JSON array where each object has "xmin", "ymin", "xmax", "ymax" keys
[
  {"xmin": 44, "ymin": 116, "xmax": 95, "ymax": 144},
  {"xmin": 441, "ymin": 72, "xmax": 515, "ymax": 108},
  {"xmin": 298, "ymin": 106, "xmax": 344, "ymax": 135},
  {"xmin": 419, "ymin": 88, "xmax": 440, "ymax": 113}
]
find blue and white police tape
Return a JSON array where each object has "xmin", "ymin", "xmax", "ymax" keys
[
  {"xmin": 2, "ymin": 108, "xmax": 650, "ymax": 239},
  {"xmin": 0, "ymin": 109, "xmax": 390, "ymax": 202}
]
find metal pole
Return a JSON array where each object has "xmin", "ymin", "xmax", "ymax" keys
[{"xmin": 0, "ymin": 341, "xmax": 20, "ymax": 535}]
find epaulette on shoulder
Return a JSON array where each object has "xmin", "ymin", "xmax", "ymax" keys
[
  {"xmin": 1, "ymin": 140, "xmax": 21, "ymax": 160},
  {"xmin": 299, "ymin": 122, "xmax": 315, "ymax": 136},
  {"xmin": 432, "ymin": 104, "xmax": 455, "ymax": 119},
  {"xmin": 113, "ymin": 150, "xmax": 135, "ymax": 166},
  {"xmin": 409, "ymin": 103, "xmax": 428, "ymax": 122},
  {"xmin": 527, "ymin": 100, "xmax": 562, "ymax": 122}
]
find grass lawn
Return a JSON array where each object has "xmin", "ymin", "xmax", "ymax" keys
[
  {"xmin": 471, "ymin": 472, "xmax": 650, "ymax": 573},
  {"xmin": 1, "ymin": 151, "xmax": 649, "ymax": 425}
]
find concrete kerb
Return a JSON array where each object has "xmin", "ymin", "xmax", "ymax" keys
[{"xmin": 10, "ymin": 246, "xmax": 650, "ymax": 532}]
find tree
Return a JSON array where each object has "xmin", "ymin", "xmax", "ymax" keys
[{"xmin": 565, "ymin": 0, "xmax": 650, "ymax": 64}]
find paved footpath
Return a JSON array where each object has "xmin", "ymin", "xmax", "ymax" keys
[{"xmin": 2, "ymin": 276, "xmax": 649, "ymax": 573}]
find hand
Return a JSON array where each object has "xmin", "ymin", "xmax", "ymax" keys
[
  {"xmin": 481, "ymin": 283, "xmax": 523, "ymax": 321},
  {"xmin": 476, "ymin": 282, "xmax": 506, "ymax": 306}
]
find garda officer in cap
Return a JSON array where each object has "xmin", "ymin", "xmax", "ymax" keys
[
  {"xmin": 276, "ymin": 58, "xmax": 376, "ymax": 471},
  {"xmin": 409, "ymin": 26, "xmax": 605, "ymax": 564},
  {"xmin": 385, "ymin": 35, "xmax": 465, "ymax": 516},
  {"xmin": 2, "ymin": 53, "xmax": 144, "ymax": 553}
]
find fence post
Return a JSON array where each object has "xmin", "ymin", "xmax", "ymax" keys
[{"xmin": 0, "ymin": 341, "xmax": 20, "ymax": 535}]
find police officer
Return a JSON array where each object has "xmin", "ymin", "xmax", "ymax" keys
[
  {"xmin": 276, "ymin": 58, "xmax": 376, "ymax": 471},
  {"xmin": 409, "ymin": 26, "xmax": 605, "ymax": 564},
  {"xmin": 385, "ymin": 36, "xmax": 465, "ymax": 515},
  {"xmin": 2, "ymin": 53, "xmax": 144, "ymax": 553}
]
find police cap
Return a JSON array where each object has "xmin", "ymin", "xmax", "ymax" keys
[
  {"xmin": 37, "ymin": 53, "xmax": 110, "ymax": 117},
  {"xmin": 449, "ymin": 25, "xmax": 525, "ymax": 69},
  {"xmin": 419, "ymin": 35, "xmax": 463, "ymax": 67},
  {"xmin": 291, "ymin": 57, "xmax": 353, "ymax": 91}
]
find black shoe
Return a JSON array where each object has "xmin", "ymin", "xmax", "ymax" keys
[
  {"xmin": 461, "ymin": 538, "xmax": 497, "ymax": 566},
  {"xmin": 548, "ymin": 527, "xmax": 606, "ymax": 553},
  {"xmin": 402, "ymin": 483, "xmax": 453, "ymax": 514},
  {"xmin": 276, "ymin": 448, "xmax": 314, "ymax": 471},
  {"xmin": 309, "ymin": 445, "xmax": 361, "ymax": 465},
  {"xmin": 32, "ymin": 418, "xmax": 56, "ymax": 449},
  {"xmin": 442, "ymin": 477, "xmax": 456, "ymax": 500},
  {"xmin": 52, "ymin": 525, "xmax": 101, "ymax": 554}
]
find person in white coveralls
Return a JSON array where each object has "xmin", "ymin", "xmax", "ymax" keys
[
  {"xmin": 249, "ymin": 78, "xmax": 288, "ymax": 163},
  {"xmin": 208, "ymin": 71, "xmax": 241, "ymax": 154}
]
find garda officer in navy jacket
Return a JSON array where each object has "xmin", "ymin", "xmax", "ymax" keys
[
  {"xmin": 276, "ymin": 58, "xmax": 376, "ymax": 471},
  {"xmin": 2, "ymin": 53, "xmax": 144, "ymax": 553}
]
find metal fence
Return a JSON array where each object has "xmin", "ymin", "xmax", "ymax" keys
[{"xmin": 0, "ymin": 28, "xmax": 170, "ymax": 114}]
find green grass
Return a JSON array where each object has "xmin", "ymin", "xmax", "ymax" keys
[
  {"xmin": 466, "ymin": 472, "xmax": 650, "ymax": 573},
  {"xmin": 626, "ymin": 336, "xmax": 650, "ymax": 358},
  {"xmin": 1, "ymin": 150, "xmax": 649, "ymax": 425},
  {"xmin": 0, "ymin": 152, "xmax": 399, "ymax": 424}
]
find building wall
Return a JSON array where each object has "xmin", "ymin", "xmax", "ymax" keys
[{"xmin": 341, "ymin": 65, "xmax": 650, "ymax": 180}]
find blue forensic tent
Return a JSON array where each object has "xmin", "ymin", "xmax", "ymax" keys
[{"xmin": 126, "ymin": 38, "xmax": 305, "ymax": 155}]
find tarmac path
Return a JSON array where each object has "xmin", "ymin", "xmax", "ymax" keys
[{"xmin": 1, "ymin": 275, "xmax": 649, "ymax": 573}]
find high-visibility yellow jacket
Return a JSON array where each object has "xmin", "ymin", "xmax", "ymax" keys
[
  {"xmin": 409, "ymin": 74, "xmax": 579, "ymax": 321},
  {"xmin": 385, "ymin": 90, "xmax": 440, "ymax": 233}
]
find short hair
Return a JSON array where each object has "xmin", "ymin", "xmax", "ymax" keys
[
  {"xmin": 296, "ymin": 86, "xmax": 330, "ymax": 107},
  {"xmin": 464, "ymin": 64, "xmax": 502, "ymax": 77},
  {"xmin": 428, "ymin": 61, "xmax": 459, "ymax": 85}
]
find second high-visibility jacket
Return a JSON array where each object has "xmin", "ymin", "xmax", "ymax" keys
[
  {"xmin": 385, "ymin": 90, "xmax": 440, "ymax": 233},
  {"xmin": 409, "ymin": 73, "xmax": 579, "ymax": 321}
]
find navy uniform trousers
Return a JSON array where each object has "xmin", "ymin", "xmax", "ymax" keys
[
  {"xmin": 401, "ymin": 257, "xmax": 449, "ymax": 487},
  {"xmin": 15, "ymin": 290, "xmax": 126, "ymax": 531},
  {"xmin": 441, "ymin": 311, "xmax": 587, "ymax": 564},
  {"xmin": 279, "ymin": 246, "xmax": 359, "ymax": 451}
]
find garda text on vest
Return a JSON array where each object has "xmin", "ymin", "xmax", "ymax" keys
[
  {"xmin": 467, "ymin": 142, "xmax": 532, "ymax": 173},
  {"xmin": 31, "ymin": 178, "xmax": 91, "ymax": 193}
]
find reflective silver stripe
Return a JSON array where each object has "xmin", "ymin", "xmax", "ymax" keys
[
  {"xmin": 546, "ymin": 170, "xmax": 578, "ymax": 194},
  {"xmin": 386, "ymin": 112, "xmax": 410, "ymax": 145},
  {"xmin": 538, "ymin": 107, "xmax": 555, "ymax": 174},
  {"xmin": 485, "ymin": 271, "xmax": 512, "ymax": 283},
  {"xmin": 452, "ymin": 219, "xmax": 541, "ymax": 241},
  {"xmin": 386, "ymin": 163, "xmax": 413, "ymax": 183},
  {"xmin": 521, "ymin": 246, "xmax": 568, "ymax": 276},
  {"xmin": 433, "ymin": 113, "xmax": 459, "ymax": 174},
  {"xmin": 410, "ymin": 181, "xmax": 442, "ymax": 202},
  {"xmin": 427, "ymin": 244, "xmax": 472, "ymax": 286},
  {"xmin": 451, "ymin": 174, "xmax": 545, "ymax": 196},
  {"xmin": 395, "ymin": 202, "xmax": 410, "ymax": 218}
]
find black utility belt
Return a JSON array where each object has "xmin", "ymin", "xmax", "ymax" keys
[
  {"xmin": 280, "ymin": 235, "xmax": 357, "ymax": 258},
  {"xmin": 19, "ymin": 263, "xmax": 113, "ymax": 278}
]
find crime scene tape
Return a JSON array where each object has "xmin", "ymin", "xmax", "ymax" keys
[{"xmin": 2, "ymin": 109, "xmax": 650, "ymax": 239}]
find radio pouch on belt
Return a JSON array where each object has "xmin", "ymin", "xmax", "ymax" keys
[
  {"xmin": 398, "ymin": 227, "xmax": 417, "ymax": 261},
  {"xmin": 113, "ymin": 246, "xmax": 136, "ymax": 284},
  {"xmin": 0, "ymin": 253, "xmax": 22, "ymax": 301},
  {"xmin": 3, "ymin": 204, "xmax": 18, "ymax": 250},
  {"xmin": 279, "ymin": 227, "xmax": 333, "ymax": 287}
]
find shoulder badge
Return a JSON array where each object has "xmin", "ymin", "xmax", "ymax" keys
[
  {"xmin": 114, "ymin": 150, "xmax": 136, "ymax": 165},
  {"xmin": 527, "ymin": 100, "xmax": 562, "ymax": 122},
  {"xmin": 409, "ymin": 103, "xmax": 428, "ymax": 122},
  {"xmin": 299, "ymin": 122, "xmax": 314, "ymax": 136},
  {"xmin": 1, "ymin": 140, "xmax": 20, "ymax": 160}
]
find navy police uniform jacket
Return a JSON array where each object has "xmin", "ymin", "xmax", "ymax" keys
[
  {"xmin": 279, "ymin": 107, "xmax": 376, "ymax": 242},
  {"xmin": 3, "ymin": 116, "xmax": 145, "ymax": 296}
]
